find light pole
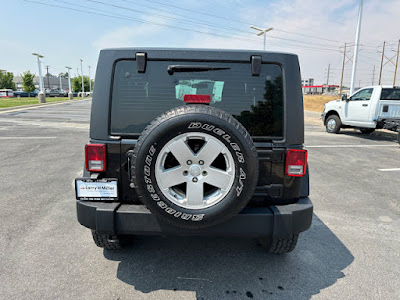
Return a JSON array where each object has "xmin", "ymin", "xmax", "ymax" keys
[
  {"xmin": 350, "ymin": 0, "xmax": 363, "ymax": 95},
  {"xmin": 88, "ymin": 65, "xmax": 92, "ymax": 93},
  {"xmin": 250, "ymin": 26, "xmax": 274, "ymax": 50},
  {"xmin": 80, "ymin": 59, "xmax": 85, "ymax": 98},
  {"xmin": 66, "ymin": 66, "xmax": 73, "ymax": 100},
  {"xmin": 32, "ymin": 53, "xmax": 46, "ymax": 103}
]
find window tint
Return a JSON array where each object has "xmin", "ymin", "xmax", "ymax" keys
[
  {"xmin": 380, "ymin": 88, "xmax": 400, "ymax": 100},
  {"xmin": 350, "ymin": 88, "xmax": 373, "ymax": 101},
  {"xmin": 111, "ymin": 60, "xmax": 283, "ymax": 137}
]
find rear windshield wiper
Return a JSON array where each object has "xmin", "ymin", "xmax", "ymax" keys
[{"xmin": 167, "ymin": 65, "xmax": 230, "ymax": 75}]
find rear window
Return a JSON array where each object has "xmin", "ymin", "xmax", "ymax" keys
[
  {"xmin": 111, "ymin": 60, "xmax": 283, "ymax": 138},
  {"xmin": 380, "ymin": 88, "xmax": 400, "ymax": 100}
]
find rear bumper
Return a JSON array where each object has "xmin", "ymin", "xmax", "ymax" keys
[{"xmin": 77, "ymin": 198, "xmax": 313, "ymax": 239}]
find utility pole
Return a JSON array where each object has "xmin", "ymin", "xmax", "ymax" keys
[
  {"xmin": 340, "ymin": 43, "xmax": 347, "ymax": 95},
  {"xmin": 45, "ymin": 65, "xmax": 50, "ymax": 89},
  {"xmin": 325, "ymin": 63, "xmax": 331, "ymax": 94},
  {"xmin": 250, "ymin": 26, "xmax": 274, "ymax": 50},
  {"xmin": 80, "ymin": 59, "xmax": 85, "ymax": 98},
  {"xmin": 372, "ymin": 65, "xmax": 375, "ymax": 85},
  {"xmin": 88, "ymin": 65, "xmax": 92, "ymax": 92},
  {"xmin": 379, "ymin": 41, "xmax": 386, "ymax": 85},
  {"xmin": 394, "ymin": 39, "xmax": 400, "ymax": 86},
  {"xmin": 59, "ymin": 74, "xmax": 62, "ymax": 90},
  {"xmin": 350, "ymin": 0, "xmax": 363, "ymax": 95},
  {"xmin": 66, "ymin": 66, "xmax": 73, "ymax": 100},
  {"xmin": 32, "ymin": 53, "xmax": 46, "ymax": 103}
]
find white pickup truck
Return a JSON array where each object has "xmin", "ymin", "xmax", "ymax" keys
[{"xmin": 321, "ymin": 86, "xmax": 400, "ymax": 136}]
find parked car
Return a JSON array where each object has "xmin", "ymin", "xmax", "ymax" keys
[
  {"xmin": 77, "ymin": 91, "xmax": 92, "ymax": 97},
  {"xmin": 59, "ymin": 90, "xmax": 69, "ymax": 97},
  {"xmin": 45, "ymin": 89, "xmax": 64, "ymax": 97},
  {"xmin": 0, "ymin": 89, "xmax": 14, "ymax": 98},
  {"xmin": 13, "ymin": 90, "xmax": 38, "ymax": 98},
  {"xmin": 322, "ymin": 85, "xmax": 400, "ymax": 134},
  {"xmin": 75, "ymin": 48, "xmax": 312, "ymax": 253}
]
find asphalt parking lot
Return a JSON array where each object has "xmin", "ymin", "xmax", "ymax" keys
[{"xmin": 0, "ymin": 100, "xmax": 399, "ymax": 300}]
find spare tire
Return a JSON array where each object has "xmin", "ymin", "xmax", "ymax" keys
[{"xmin": 131, "ymin": 105, "xmax": 259, "ymax": 229}]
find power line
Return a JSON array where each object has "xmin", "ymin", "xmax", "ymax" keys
[
  {"xmin": 26, "ymin": 0, "xmax": 342, "ymax": 53},
  {"xmin": 84, "ymin": 0, "xmax": 342, "ymax": 50},
  {"xmin": 138, "ymin": 0, "xmax": 348, "ymax": 45},
  {"xmin": 25, "ymin": 0, "xmax": 262, "ymax": 44}
]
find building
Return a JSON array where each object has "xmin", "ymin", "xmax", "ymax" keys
[
  {"xmin": 302, "ymin": 85, "xmax": 339, "ymax": 95},
  {"xmin": 301, "ymin": 78, "xmax": 314, "ymax": 86},
  {"xmin": 14, "ymin": 75, "xmax": 70, "ymax": 91}
]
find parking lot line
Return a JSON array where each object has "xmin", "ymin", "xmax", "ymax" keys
[
  {"xmin": 306, "ymin": 144, "xmax": 398, "ymax": 148},
  {"xmin": 378, "ymin": 168, "xmax": 400, "ymax": 172}
]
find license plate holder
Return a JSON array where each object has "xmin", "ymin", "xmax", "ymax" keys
[{"xmin": 75, "ymin": 178, "xmax": 118, "ymax": 201}]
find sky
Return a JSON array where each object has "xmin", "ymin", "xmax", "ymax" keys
[{"xmin": 1, "ymin": 0, "xmax": 400, "ymax": 87}]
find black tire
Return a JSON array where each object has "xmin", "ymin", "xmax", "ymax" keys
[
  {"xmin": 131, "ymin": 105, "xmax": 259, "ymax": 230},
  {"xmin": 359, "ymin": 128, "xmax": 375, "ymax": 134},
  {"xmin": 325, "ymin": 115, "xmax": 341, "ymax": 133},
  {"xmin": 258, "ymin": 234, "xmax": 299, "ymax": 254},
  {"xmin": 91, "ymin": 230, "xmax": 125, "ymax": 250}
]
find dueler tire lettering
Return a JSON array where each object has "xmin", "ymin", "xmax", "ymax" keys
[{"xmin": 131, "ymin": 105, "xmax": 259, "ymax": 230}]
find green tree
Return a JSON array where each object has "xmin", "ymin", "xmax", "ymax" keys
[
  {"xmin": 59, "ymin": 72, "xmax": 69, "ymax": 79},
  {"xmin": 0, "ymin": 71, "xmax": 16, "ymax": 90},
  {"xmin": 72, "ymin": 76, "xmax": 93, "ymax": 92},
  {"xmin": 21, "ymin": 71, "xmax": 36, "ymax": 95}
]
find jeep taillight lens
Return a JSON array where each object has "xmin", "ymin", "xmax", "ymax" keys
[
  {"xmin": 285, "ymin": 149, "xmax": 307, "ymax": 177},
  {"xmin": 85, "ymin": 144, "xmax": 106, "ymax": 172}
]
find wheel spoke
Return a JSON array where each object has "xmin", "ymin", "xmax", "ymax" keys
[
  {"xmin": 204, "ymin": 167, "xmax": 233, "ymax": 191},
  {"xmin": 157, "ymin": 167, "xmax": 186, "ymax": 189},
  {"xmin": 186, "ymin": 181, "xmax": 204, "ymax": 206},
  {"xmin": 168, "ymin": 137, "xmax": 195, "ymax": 166},
  {"xmin": 197, "ymin": 139, "xmax": 223, "ymax": 165}
]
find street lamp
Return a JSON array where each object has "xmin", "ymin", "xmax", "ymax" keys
[
  {"xmin": 88, "ymin": 65, "xmax": 92, "ymax": 93},
  {"xmin": 66, "ymin": 66, "xmax": 73, "ymax": 100},
  {"xmin": 32, "ymin": 53, "xmax": 46, "ymax": 103},
  {"xmin": 80, "ymin": 59, "xmax": 84, "ymax": 98},
  {"xmin": 250, "ymin": 26, "xmax": 274, "ymax": 51}
]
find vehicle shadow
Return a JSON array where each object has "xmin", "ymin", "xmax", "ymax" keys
[
  {"xmin": 338, "ymin": 128, "xmax": 398, "ymax": 142},
  {"xmin": 104, "ymin": 214, "xmax": 353, "ymax": 300}
]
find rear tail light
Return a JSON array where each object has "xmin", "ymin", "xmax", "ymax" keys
[
  {"xmin": 85, "ymin": 144, "xmax": 106, "ymax": 172},
  {"xmin": 285, "ymin": 149, "xmax": 307, "ymax": 177},
  {"xmin": 184, "ymin": 94, "xmax": 211, "ymax": 103}
]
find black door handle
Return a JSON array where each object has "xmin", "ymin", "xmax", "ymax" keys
[{"xmin": 362, "ymin": 104, "xmax": 368, "ymax": 107}]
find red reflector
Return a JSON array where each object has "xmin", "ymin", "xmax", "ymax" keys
[
  {"xmin": 85, "ymin": 144, "xmax": 106, "ymax": 172},
  {"xmin": 285, "ymin": 149, "xmax": 307, "ymax": 177},
  {"xmin": 183, "ymin": 94, "xmax": 211, "ymax": 103}
]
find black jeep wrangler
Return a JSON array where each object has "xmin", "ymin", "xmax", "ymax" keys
[{"xmin": 75, "ymin": 48, "xmax": 312, "ymax": 254}]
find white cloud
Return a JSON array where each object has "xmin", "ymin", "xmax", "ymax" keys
[
  {"xmin": 92, "ymin": 11, "xmax": 175, "ymax": 51},
  {"xmin": 92, "ymin": 0, "xmax": 400, "ymax": 86},
  {"xmin": 184, "ymin": 0, "xmax": 400, "ymax": 86}
]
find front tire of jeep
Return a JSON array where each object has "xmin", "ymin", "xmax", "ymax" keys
[
  {"xmin": 131, "ymin": 105, "xmax": 259, "ymax": 230},
  {"xmin": 325, "ymin": 115, "xmax": 341, "ymax": 134},
  {"xmin": 91, "ymin": 230, "xmax": 127, "ymax": 250},
  {"xmin": 258, "ymin": 234, "xmax": 299, "ymax": 254}
]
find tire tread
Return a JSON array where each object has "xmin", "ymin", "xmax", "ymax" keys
[
  {"xmin": 259, "ymin": 234, "xmax": 299, "ymax": 254},
  {"xmin": 91, "ymin": 230, "xmax": 122, "ymax": 250}
]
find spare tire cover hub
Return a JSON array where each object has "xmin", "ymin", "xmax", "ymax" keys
[{"xmin": 155, "ymin": 132, "xmax": 235, "ymax": 210}]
